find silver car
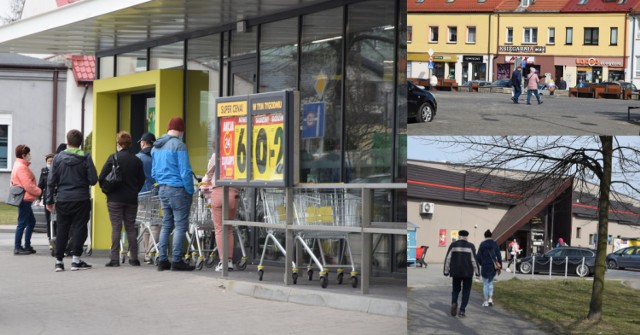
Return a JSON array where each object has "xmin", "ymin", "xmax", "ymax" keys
[{"xmin": 606, "ymin": 246, "xmax": 640, "ymax": 270}]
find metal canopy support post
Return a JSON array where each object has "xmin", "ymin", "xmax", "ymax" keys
[
  {"xmin": 221, "ymin": 186, "xmax": 229, "ymax": 277},
  {"xmin": 360, "ymin": 188, "xmax": 372, "ymax": 294},
  {"xmin": 284, "ymin": 187, "xmax": 294, "ymax": 285}
]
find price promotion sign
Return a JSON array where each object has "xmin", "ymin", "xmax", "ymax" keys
[
  {"xmin": 215, "ymin": 90, "xmax": 299, "ymax": 187},
  {"xmin": 216, "ymin": 96, "xmax": 248, "ymax": 183}
]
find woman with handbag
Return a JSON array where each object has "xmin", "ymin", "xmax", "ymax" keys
[
  {"xmin": 476, "ymin": 229, "xmax": 502, "ymax": 307},
  {"xmin": 10, "ymin": 144, "xmax": 42, "ymax": 255},
  {"xmin": 99, "ymin": 131, "xmax": 146, "ymax": 267}
]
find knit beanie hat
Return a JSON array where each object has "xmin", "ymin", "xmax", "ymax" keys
[{"xmin": 167, "ymin": 117, "xmax": 185, "ymax": 132}]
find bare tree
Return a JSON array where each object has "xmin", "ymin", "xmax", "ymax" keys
[
  {"xmin": 425, "ymin": 136, "xmax": 640, "ymax": 321},
  {"xmin": 0, "ymin": 0, "xmax": 25, "ymax": 24}
]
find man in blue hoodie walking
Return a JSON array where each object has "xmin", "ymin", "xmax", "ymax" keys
[{"xmin": 152, "ymin": 117, "xmax": 195, "ymax": 271}]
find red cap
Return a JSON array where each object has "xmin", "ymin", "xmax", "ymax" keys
[{"xmin": 167, "ymin": 117, "xmax": 185, "ymax": 132}]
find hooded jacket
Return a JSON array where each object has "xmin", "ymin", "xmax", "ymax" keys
[
  {"xmin": 10, "ymin": 158, "xmax": 42, "ymax": 202},
  {"xmin": 444, "ymin": 239, "xmax": 480, "ymax": 279},
  {"xmin": 151, "ymin": 134, "xmax": 194, "ymax": 195},
  {"xmin": 46, "ymin": 148, "xmax": 98, "ymax": 204}
]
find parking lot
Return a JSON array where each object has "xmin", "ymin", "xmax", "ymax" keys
[{"xmin": 408, "ymin": 91, "xmax": 640, "ymax": 135}]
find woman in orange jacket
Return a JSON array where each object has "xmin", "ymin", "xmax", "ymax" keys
[{"xmin": 11, "ymin": 144, "xmax": 42, "ymax": 255}]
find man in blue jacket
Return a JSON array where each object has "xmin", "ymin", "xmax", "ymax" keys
[
  {"xmin": 444, "ymin": 230, "xmax": 480, "ymax": 317},
  {"xmin": 511, "ymin": 65, "xmax": 523, "ymax": 104},
  {"xmin": 152, "ymin": 117, "xmax": 195, "ymax": 271}
]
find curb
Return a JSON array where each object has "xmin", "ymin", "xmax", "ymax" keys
[{"xmin": 224, "ymin": 279, "xmax": 407, "ymax": 318}]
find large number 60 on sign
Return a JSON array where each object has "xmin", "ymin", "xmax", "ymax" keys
[{"xmin": 251, "ymin": 113, "xmax": 284, "ymax": 181}]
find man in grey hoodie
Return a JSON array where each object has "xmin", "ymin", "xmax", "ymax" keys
[{"xmin": 46, "ymin": 129, "xmax": 98, "ymax": 272}]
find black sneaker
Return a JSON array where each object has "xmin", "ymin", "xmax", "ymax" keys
[
  {"xmin": 459, "ymin": 310, "xmax": 466, "ymax": 318},
  {"xmin": 157, "ymin": 260, "xmax": 171, "ymax": 271},
  {"xmin": 450, "ymin": 303, "xmax": 458, "ymax": 317},
  {"xmin": 14, "ymin": 248, "xmax": 30, "ymax": 255},
  {"xmin": 105, "ymin": 260, "xmax": 120, "ymax": 267},
  {"xmin": 55, "ymin": 263, "xmax": 64, "ymax": 272},
  {"xmin": 25, "ymin": 246, "xmax": 36, "ymax": 254},
  {"xmin": 171, "ymin": 260, "xmax": 195, "ymax": 271},
  {"xmin": 129, "ymin": 259, "xmax": 141, "ymax": 266},
  {"xmin": 538, "ymin": 101, "xmax": 544, "ymax": 105},
  {"xmin": 71, "ymin": 261, "xmax": 92, "ymax": 271}
]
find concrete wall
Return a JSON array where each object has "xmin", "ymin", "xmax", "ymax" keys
[
  {"xmin": 408, "ymin": 199, "xmax": 510, "ymax": 264},
  {"xmin": 65, "ymin": 71, "xmax": 93, "ymax": 137},
  {"xmin": 571, "ymin": 216, "xmax": 640, "ymax": 254},
  {"xmin": 0, "ymin": 68, "xmax": 66, "ymax": 201}
]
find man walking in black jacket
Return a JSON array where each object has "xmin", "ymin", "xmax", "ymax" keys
[
  {"xmin": 444, "ymin": 230, "xmax": 480, "ymax": 317},
  {"xmin": 511, "ymin": 65, "xmax": 523, "ymax": 104},
  {"xmin": 46, "ymin": 130, "xmax": 98, "ymax": 272}
]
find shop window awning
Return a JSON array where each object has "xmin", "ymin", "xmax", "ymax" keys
[
  {"xmin": 0, "ymin": 0, "xmax": 323, "ymax": 55},
  {"xmin": 493, "ymin": 178, "xmax": 573, "ymax": 245}
]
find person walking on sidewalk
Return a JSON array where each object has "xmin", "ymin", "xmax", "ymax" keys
[
  {"xmin": 46, "ymin": 130, "xmax": 98, "ymax": 272},
  {"xmin": 526, "ymin": 68, "xmax": 543, "ymax": 105},
  {"xmin": 477, "ymin": 229, "xmax": 502, "ymax": 307},
  {"xmin": 11, "ymin": 144, "xmax": 42, "ymax": 255},
  {"xmin": 200, "ymin": 138, "xmax": 240, "ymax": 272},
  {"xmin": 510, "ymin": 65, "xmax": 523, "ymax": 104},
  {"xmin": 100, "ymin": 131, "xmax": 146, "ymax": 267},
  {"xmin": 152, "ymin": 117, "xmax": 195, "ymax": 272},
  {"xmin": 136, "ymin": 132, "xmax": 159, "ymax": 264},
  {"xmin": 506, "ymin": 238, "xmax": 521, "ymax": 272},
  {"xmin": 444, "ymin": 230, "xmax": 480, "ymax": 318}
]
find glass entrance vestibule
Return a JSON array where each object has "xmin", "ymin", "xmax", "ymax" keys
[{"xmin": 92, "ymin": 0, "xmax": 407, "ymax": 279}]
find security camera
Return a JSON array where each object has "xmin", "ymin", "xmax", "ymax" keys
[{"xmin": 474, "ymin": 225, "xmax": 478, "ymax": 228}]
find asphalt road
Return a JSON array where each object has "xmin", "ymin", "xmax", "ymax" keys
[{"xmin": 408, "ymin": 92, "xmax": 640, "ymax": 135}]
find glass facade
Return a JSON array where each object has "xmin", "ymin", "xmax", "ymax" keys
[{"xmin": 97, "ymin": 0, "xmax": 405, "ymax": 277}]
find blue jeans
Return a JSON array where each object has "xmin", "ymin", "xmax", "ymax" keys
[
  {"xmin": 451, "ymin": 277, "xmax": 473, "ymax": 311},
  {"xmin": 527, "ymin": 89, "xmax": 541, "ymax": 104},
  {"xmin": 512, "ymin": 85, "xmax": 522, "ymax": 101},
  {"xmin": 158, "ymin": 186, "xmax": 192, "ymax": 263},
  {"xmin": 482, "ymin": 276, "xmax": 495, "ymax": 300},
  {"xmin": 15, "ymin": 201, "xmax": 35, "ymax": 249}
]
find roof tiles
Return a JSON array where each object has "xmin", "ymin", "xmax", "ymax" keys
[
  {"xmin": 71, "ymin": 55, "xmax": 95, "ymax": 83},
  {"xmin": 496, "ymin": 0, "xmax": 571, "ymax": 12},
  {"xmin": 563, "ymin": 0, "xmax": 640, "ymax": 12},
  {"xmin": 408, "ymin": 0, "xmax": 504, "ymax": 13}
]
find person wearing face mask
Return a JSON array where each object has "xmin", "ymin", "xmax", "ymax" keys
[
  {"xmin": 37, "ymin": 153, "xmax": 56, "ymax": 243},
  {"xmin": 10, "ymin": 144, "xmax": 42, "ymax": 255},
  {"xmin": 151, "ymin": 117, "xmax": 196, "ymax": 271},
  {"xmin": 99, "ymin": 131, "xmax": 146, "ymax": 267}
]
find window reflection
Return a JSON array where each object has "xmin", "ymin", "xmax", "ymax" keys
[{"xmin": 260, "ymin": 18, "xmax": 298, "ymax": 92}]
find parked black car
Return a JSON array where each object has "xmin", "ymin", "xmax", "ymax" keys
[
  {"xmin": 490, "ymin": 79, "xmax": 512, "ymax": 88},
  {"xmin": 606, "ymin": 246, "xmax": 640, "ymax": 270},
  {"xmin": 408, "ymin": 80, "xmax": 438, "ymax": 123},
  {"xmin": 517, "ymin": 247, "xmax": 596, "ymax": 277}
]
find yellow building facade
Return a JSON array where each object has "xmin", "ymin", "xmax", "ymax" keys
[
  {"xmin": 408, "ymin": 11, "xmax": 630, "ymax": 87},
  {"xmin": 494, "ymin": 13, "xmax": 629, "ymax": 87},
  {"xmin": 408, "ymin": 13, "xmax": 493, "ymax": 83}
]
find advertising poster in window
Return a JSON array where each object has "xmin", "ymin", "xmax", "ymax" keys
[{"xmin": 439, "ymin": 229, "xmax": 447, "ymax": 247}]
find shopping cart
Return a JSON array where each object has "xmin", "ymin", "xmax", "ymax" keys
[
  {"xmin": 257, "ymin": 188, "xmax": 294, "ymax": 281},
  {"xmin": 134, "ymin": 189, "xmax": 162, "ymax": 264},
  {"xmin": 292, "ymin": 189, "xmax": 361, "ymax": 288}
]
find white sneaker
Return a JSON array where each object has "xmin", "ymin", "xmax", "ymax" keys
[
  {"xmin": 488, "ymin": 298, "xmax": 493, "ymax": 306},
  {"xmin": 214, "ymin": 260, "xmax": 234, "ymax": 272},
  {"xmin": 482, "ymin": 301, "xmax": 489, "ymax": 307},
  {"xmin": 506, "ymin": 268, "xmax": 512, "ymax": 272}
]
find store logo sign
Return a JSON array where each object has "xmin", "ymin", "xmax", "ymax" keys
[
  {"xmin": 498, "ymin": 45, "xmax": 546, "ymax": 53},
  {"xmin": 575, "ymin": 58, "xmax": 623, "ymax": 67}
]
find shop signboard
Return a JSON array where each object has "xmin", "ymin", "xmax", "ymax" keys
[
  {"xmin": 462, "ymin": 55, "xmax": 483, "ymax": 63},
  {"xmin": 215, "ymin": 90, "xmax": 299, "ymax": 187},
  {"xmin": 498, "ymin": 46, "xmax": 546, "ymax": 53}
]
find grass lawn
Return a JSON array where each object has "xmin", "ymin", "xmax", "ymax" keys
[
  {"xmin": 475, "ymin": 278, "xmax": 640, "ymax": 334},
  {"xmin": 0, "ymin": 203, "xmax": 18, "ymax": 225}
]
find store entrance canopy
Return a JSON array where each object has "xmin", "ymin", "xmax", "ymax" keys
[{"xmin": 0, "ymin": 0, "xmax": 324, "ymax": 55}]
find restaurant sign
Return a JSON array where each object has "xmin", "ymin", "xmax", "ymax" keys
[
  {"xmin": 575, "ymin": 58, "xmax": 623, "ymax": 67},
  {"xmin": 498, "ymin": 45, "xmax": 546, "ymax": 53}
]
